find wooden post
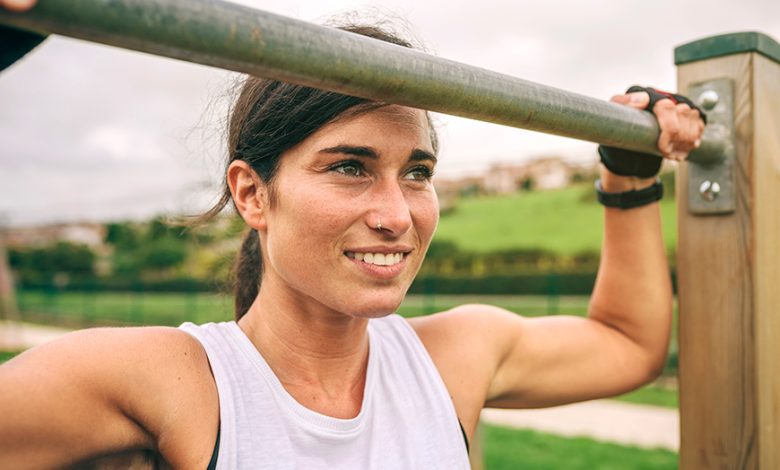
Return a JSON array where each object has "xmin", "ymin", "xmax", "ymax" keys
[{"xmin": 676, "ymin": 32, "xmax": 780, "ymax": 469}]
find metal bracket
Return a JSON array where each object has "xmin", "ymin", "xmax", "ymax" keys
[{"xmin": 686, "ymin": 79, "xmax": 736, "ymax": 215}]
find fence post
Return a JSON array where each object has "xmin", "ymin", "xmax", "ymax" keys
[
  {"xmin": 0, "ymin": 224, "xmax": 18, "ymax": 324},
  {"xmin": 675, "ymin": 32, "xmax": 780, "ymax": 469}
]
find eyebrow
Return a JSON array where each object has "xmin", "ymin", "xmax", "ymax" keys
[{"xmin": 319, "ymin": 145, "xmax": 437, "ymax": 165}]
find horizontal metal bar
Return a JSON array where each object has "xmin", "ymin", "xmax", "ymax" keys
[{"xmin": 0, "ymin": 0, "xmax": 724, "ymax": 163}]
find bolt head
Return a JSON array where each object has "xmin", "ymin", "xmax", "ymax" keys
[
  {"xmin": 699, "ymin": 180, "xmax": 721, "ymax": 201},
  {"xmin": 699, "ymin": 90, "xmax": 719, "ymax": 111}
]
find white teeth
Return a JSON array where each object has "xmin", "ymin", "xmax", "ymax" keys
[{"xmin": 347, "ymin": 252, "xmax": 405, "ymax": 266}]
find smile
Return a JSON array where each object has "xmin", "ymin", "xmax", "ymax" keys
[{"xmin": 345, "ymin": 251, "xmax": 405, "ymax": 266}]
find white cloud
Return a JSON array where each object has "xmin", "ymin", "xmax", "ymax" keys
[
  {"xmin": 1, "ymin": 0, "xmax": 778, "ymax": 225},
  {"xmin": 83, "ymin": 125, "xmax": 166, "ymax": 162}
]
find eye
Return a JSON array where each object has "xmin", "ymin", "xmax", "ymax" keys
[
  {"xmin": 330, "ymin": 160, "xmax": 365, "ymax": 177},
  {"xmin": 404, "ymin": 165, "xmax": 434, "ymax": 182}
]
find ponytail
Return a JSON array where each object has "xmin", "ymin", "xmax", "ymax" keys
[{"xmin": 234, "ymin": 229, "xmax": 262, "ymax": 320}]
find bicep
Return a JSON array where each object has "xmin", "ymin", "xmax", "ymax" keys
[
  {"xmin": 487, "ymin": 313, "xmax": 660, "ymax": 408},
  {"xmin": 415, "ymin": 305, "xmax": 661, "ymax": 416}
]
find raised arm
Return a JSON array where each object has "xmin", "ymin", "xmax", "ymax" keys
[{"xmin": 413, "ymin": 88, "xmax": 705, "ymax": 434}]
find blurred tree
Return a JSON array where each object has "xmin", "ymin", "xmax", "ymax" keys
[{"xmin": 9, "ymin": 242, "xmax": 96, "ymax": 283}]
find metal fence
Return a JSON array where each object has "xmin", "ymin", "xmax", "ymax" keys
[{"xmin": 14, "ymin": 288, "xmax": 582, "ymax": 328}]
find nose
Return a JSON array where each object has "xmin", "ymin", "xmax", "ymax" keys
[{"xmin": 367, "ymin": 179, "xmax": 412, "ymax": 236}]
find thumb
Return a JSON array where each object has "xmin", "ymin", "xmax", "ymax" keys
[
  {"xmin": 1, "ymin": 0, "xmax": 36, "ymax": 11},
  {"xmin": 610, "ymin": 91, "xmax": 650, "ymax": 109}
]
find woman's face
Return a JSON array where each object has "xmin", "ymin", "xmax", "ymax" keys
[{"xmin": 258, "ymin": 105, "xmax": 439, "ymax": 318}]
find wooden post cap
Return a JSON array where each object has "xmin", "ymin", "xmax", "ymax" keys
[{"xmin": 675, "ymin": 31, "xmax": 780, "ymax": 66}]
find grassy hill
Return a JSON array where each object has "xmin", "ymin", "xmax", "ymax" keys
[{"xmin": 433, "ymin": 184, "xmax": 677, "ymax": 255}]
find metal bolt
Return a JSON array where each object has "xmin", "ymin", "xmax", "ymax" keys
[
  {"xmin": 699, "ymin": 180, "xmax": 721, "ymax": 201},
  {"xmin": 699, "ymin": 90, "xmax": 719, "ymax": 111}
]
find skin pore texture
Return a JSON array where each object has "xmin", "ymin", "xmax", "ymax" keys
[{"xmin": 230, "ymin": 105, "xmax": 438, "ymax": 419}]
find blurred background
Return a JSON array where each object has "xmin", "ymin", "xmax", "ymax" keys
[{"xmin": 1, "ymin": 0, "xmax": 778, "ymax": 468}]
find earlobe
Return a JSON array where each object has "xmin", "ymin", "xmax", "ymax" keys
[{"xmin": 227, "ymin": 161, "xmax": 268, "ymax": 230}]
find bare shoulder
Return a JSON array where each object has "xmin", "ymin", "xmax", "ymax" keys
[
  {"xmin": 406, "ymin": 304, "xmax": 525, "ymax": 435},
  {"xmin": 409, "ymin": 303, "xmax": 523, "ymax": 346},
  {"xmin": 7, "ymin": 325, "xmax": 214, "ymax": 404},
  {"xmin": 1, "ymin": 326, "xmax": 218, "ymax": 469}
]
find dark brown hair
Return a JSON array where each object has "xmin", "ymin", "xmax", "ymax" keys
[{"xmin": 198, "ymin": 24, "xmax": 437, "ymax": 320}]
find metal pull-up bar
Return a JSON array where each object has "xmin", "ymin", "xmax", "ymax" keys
[{"xmin": 0, "ymin": 0, "xmax": 725, "ymax": 164}]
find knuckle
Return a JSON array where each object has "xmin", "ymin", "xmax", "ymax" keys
[
  {"xmin": 655, "ymin": 99, "xmax": 675, "ymax": 110},
  {"xmin": 664, "ymin": 122, "xmax": 680, "ymax": 138}
]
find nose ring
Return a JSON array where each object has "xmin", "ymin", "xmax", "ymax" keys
[{"xmin": 376, "ymin": 219, "xmax": 383, "ymax": 231}]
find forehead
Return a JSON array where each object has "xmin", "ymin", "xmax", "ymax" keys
[{"xmin": 298, "ymin": 105, "xmax": 434, "ymax": 153}]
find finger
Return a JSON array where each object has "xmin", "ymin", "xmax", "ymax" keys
[
  {"xmin": 653, "ymin": 100, "xmax": 680, "ymax": 156},
  {"xmin": 626, "ymin": 91, "xmax": 650, "ymax": 109},
  {"xmin": 609, "ymin": 94, "xmax": 632, "ymax": 105},
  {"xmin": 0, "ymin": 0, "xmax": 36, "ymax": 11},
  {"xmin": 687, "ymin": 108, "xmax": 705, "ymax": 149},
  {"xmin": 682, "ymin": 107, "xmax": 702, "ymax": 150},
  {"xmin": 670, "ymin": 104, "xmax": 698, "ymax": 152}
]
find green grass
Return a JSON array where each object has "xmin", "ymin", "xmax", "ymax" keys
[
  {"xmin": 17, "ymin": 290, "xmax": 233, "ymax": 327},
  {"xmin": 614, "ymin": 384, "xmax": 678, "ymax": 409},
  {"xmin": 434, "ymin": 185, "xmax": 677, "ymax": 254},
  {"xmin": 398, "ymin": 294, "xmax": 591, "ymax": 318},
  {"xmin": 16, "ymin": 292, "xmax": 588, "ymax": 326},
  {"xmin": 0, "ymin": 350, "xmax": 20, "ymax": 363},
  {"xmin": 482, "ymin": 424, "xmax": 677, "ymax": 469}
]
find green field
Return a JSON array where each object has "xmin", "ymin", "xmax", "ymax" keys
[
  {"xmin": 0, "ymin": 351, "xmax": 19, "ymax": 363},
  {"xmin": 16, "ymin": 291, "xmax": 590, "ymax": 326},
  {"xmin": 16, "ymin": 290, "xmax": 234, "ymax": 327},
  {"xmin": 483, "ymin": 425, "xmax": 677, "ymax": 469},
  {"xmin": 613, "ymin": 383, "xmax": 678, "ymax": 408},
  {"xmin": 434, "ymin": 185, "xmax": 677, "ymax": 254}
]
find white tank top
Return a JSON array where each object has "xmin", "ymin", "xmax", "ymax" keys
[{"xmin": 179, "ymin": 314, "xmax": 470, "ymax": 469}]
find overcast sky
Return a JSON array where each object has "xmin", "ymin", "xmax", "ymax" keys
[{"xmin": 1, "ymin": 0, "xmax": 778, "ymax": 226}]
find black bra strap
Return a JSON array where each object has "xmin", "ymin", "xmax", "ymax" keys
[
  {"xmin": 458, "ymin": 418, "xmax": 470, "ymax": 454},
  {"xmin": 206, "ymin": 426, "xmax": 220, "ymax": 470}
]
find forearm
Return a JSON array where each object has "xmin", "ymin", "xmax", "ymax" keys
[{"xmin": 588, "ymin": 168, "xmax": 673, "ymax": 374}]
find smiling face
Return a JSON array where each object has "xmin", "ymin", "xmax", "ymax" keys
[{"xmin": 255, "ymin": 105, "xmax": 439, "ymax": 318}]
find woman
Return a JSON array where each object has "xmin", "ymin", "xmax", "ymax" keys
[{"xmin": 0, "ymin": 8, "xmax": 705, "ymax": 470}]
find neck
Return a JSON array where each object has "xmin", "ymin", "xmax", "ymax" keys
[{"xmin": 237, "ymin": 278, "xmax": 370, "ymax": 418}]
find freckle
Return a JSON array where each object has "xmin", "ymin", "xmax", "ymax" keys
[{"xmin": 178, "ymin": 376, "xmax": 182, "ymax": 381}]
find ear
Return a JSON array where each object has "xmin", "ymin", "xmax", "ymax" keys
[{"xmin": 227, "ymin": 161, "xmax": 268, "ymax": 231}]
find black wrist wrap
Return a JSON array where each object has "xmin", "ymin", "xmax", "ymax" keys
[{"xmin": 598, "ymin": 85, "xmax": 707, "ymax": 178}]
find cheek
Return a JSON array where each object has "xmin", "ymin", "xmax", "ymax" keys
[
  {"xmin": 270, "ymin": 188, "xmax": 352, "ymax": 252},
  {"xmin": 413, "ymin": 192, "xmax": 440, "ymax": 246}
]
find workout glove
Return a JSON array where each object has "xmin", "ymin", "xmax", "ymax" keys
[{"xmin": 598, "ymin": 86, "xmax": 707, "ymax": 178}]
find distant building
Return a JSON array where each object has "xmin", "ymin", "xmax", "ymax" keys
[
  {"xmin": 433, "ymin": 176, "xmax": 485, "ymax": 212},
  {"xmin": 483, "ymin": 157, "xmax": 597, "ymax": 194},
  {"xmin": 6, "ymin": 222, "xmax": 106, "ymax": 249}
]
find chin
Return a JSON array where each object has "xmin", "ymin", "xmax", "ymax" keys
[{"xmin": 340, "ymin": 295, "xmax": 405, "ymax": 319}]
